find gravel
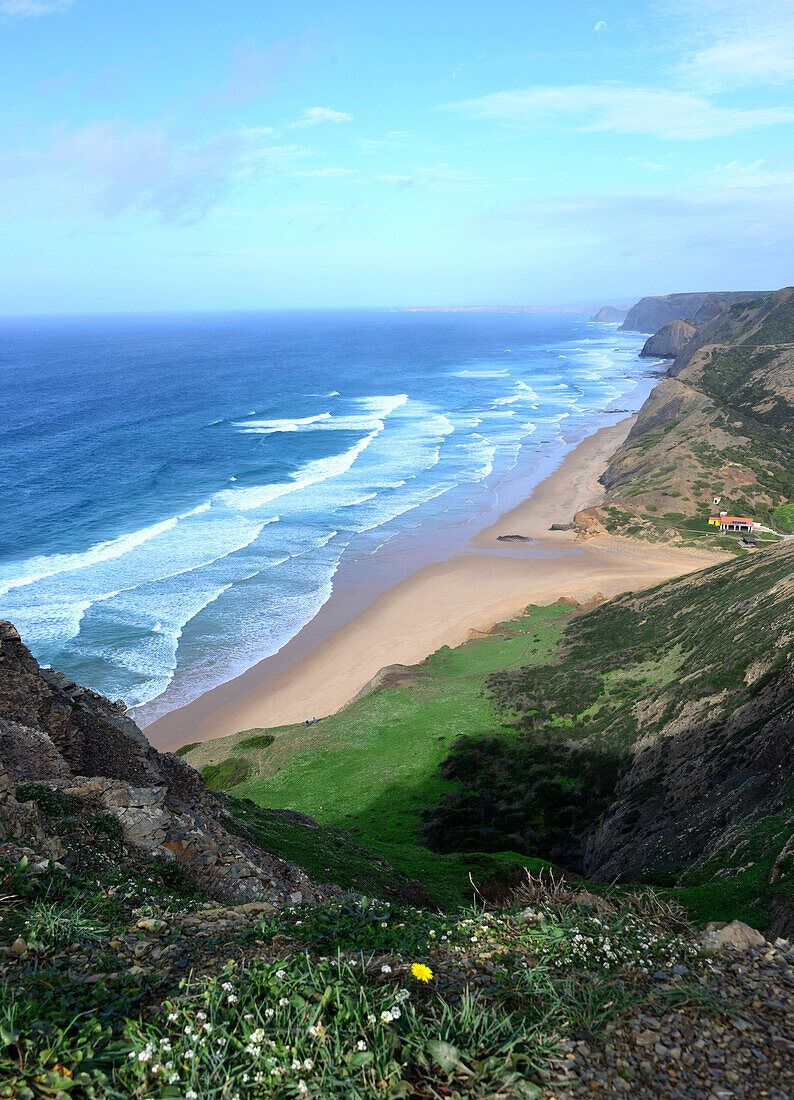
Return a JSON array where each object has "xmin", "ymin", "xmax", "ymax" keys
[{"xmin": 544, "ymin": 941, "xmax": 794, "ymax": 1099}]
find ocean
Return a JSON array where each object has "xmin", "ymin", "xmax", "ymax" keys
[{"xmin": 0, "ymin": 310, "xmax": 651, "ymax": 720}]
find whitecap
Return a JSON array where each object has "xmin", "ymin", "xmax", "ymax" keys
[
  {"xmin": 0, "ymin": 499, "xmax": 213, "ymax": 598},
  {"xmin": 216, "ymin": 431, "xmax": 379, "ymax": 512},
  {"xmin": 454, "ymin": 368, "xmax": 510, "ymax": 378}
]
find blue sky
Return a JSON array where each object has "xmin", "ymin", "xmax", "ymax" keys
[{"xmin": 1, "ymin": 0, "xmax": 793, "ymax": 312}]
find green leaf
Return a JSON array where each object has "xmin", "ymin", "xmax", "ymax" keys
[{"xmin": 426, "ymin": 1040, "xmax": 473, "ymax": 1076}]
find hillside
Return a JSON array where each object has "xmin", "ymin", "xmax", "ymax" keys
[
  {"xmin": 178, "ymin": 543, "xmax": 794, "ymax": 936},
  {"xmin": 10, "ymin": 613, "xmax": 794, "ymax": 1100},
  {"xmin": 429, "ymin": 542, "xmax": 794, "ymax": 933},
  {"xmin": 584, "ymin": 286, "xmax": 794, "ymax": 542},
  {"xmin": 619, "ymin": 291, "xmax": 768, "ymax": 333}
]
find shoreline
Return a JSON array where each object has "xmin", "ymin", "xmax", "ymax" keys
[{"xmin": 145, "ymin": 413, "xmax": 721, "ymax": 751}]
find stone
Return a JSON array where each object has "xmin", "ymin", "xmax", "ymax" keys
[
  {"xmin": 11, "ymin": 937, "xmax": 27, "ymax": 955},
  {"xmin": 136, "ymin": 917, "xmax": 168, "ymax": 934},
  {"xmin": 701, "ymin": 921, "xmax": 768, "ymax": 953}
]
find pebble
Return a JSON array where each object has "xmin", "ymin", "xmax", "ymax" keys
[{"xmin": 544, "ymin": 939, "xmax": 794, "ymax": 1100}]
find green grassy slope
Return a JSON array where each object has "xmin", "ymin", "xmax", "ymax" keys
[
  {"xmin": 183, "ymin": 605, "xmax": 571, "ymax": 907},
  {"xmin": 188, "ymin": 545, "xmax": 794, "ymax": 931},
  {"xmin": 434, "ymin": 542, "xmax": 794, "ymax": 931}
]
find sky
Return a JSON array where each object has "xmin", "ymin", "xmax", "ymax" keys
[{"xmin": 1, "ymin": 0, "xmax": 793, "ymax": 313}]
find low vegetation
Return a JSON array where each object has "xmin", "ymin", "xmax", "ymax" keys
[
  {"xmin": 183, "ymin": 543, "xmax": 794, "ymax": 936},
  {"xmin": 3, "ymin": 852, "xmax": 721, "ymax": 1099}
]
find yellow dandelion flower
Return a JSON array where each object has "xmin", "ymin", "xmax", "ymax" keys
[{"xmin": 411, "ymin": 963, "xmax": 433, "ymax": 983}]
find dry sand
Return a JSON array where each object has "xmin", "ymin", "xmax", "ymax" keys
[{"xmin": 144, "ymin": 417, "xmax": 721, "ymax": 750}]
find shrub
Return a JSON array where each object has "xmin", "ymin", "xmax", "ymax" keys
[
  {"xmin": 239, "ymin": 732, "xmax": 276, "ymax": 751},
  {"xmin": 14, "ymin": 783, "xmax": 72, "ymax": 817},
  {"xmin": 202, "ymin": 756, "xmax": 253, "ymax": 789},
  {"xmin": 174, "ymin": 741, "xmax": 200, "ymax": 757},
  {"xmin": 87, "ymin": 812, "xmax": 124, "ymax": 841}
]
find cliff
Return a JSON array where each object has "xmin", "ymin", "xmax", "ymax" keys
[
  {"xmin": 639, "ymin": 318, "xmax": 697, "ymax": 359},
  {"xmin": 589, "ymin": 305, "xmax": 626, "ymax": 323},
  {"xmin": 0, "ymin": 620, "xmax": 334, "ymax": 905},
  {"xmin": 591, "ymin": 286, "xmax": 794, "ymax": 540},
  {"xmin": 619, "ymin": 291, "xmax": 769, "ymax": 333},
  {"xmin": 426, "ymin": 541, "xmax": 794, "ymax": 934}
]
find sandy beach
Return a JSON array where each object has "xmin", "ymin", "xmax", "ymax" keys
[{"xmin": 144, "ymin": 415, "xmax": 721, "ymax": 751}]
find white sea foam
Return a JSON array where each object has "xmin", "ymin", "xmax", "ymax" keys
[
  {"xmin": 235, "ymin": 412, "xmax": 333, "ymax": 433},
  {"xmin": 0, "ymin": 500, "xmax": 214, "ymax": 598},
  {"xmin": 454, "ymin": 368, "xmax": 510, "ymax": 378},
  {"xmin": 216, "ymin": 431, "xmax": 379, "ymax": 512},
  {"xmin": 234, "ymin": 394, "xmax": 408, "ymax": 436}
]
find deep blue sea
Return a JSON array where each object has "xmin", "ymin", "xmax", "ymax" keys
[{"xmin": 0, "ymin": 310, "xmax": 650, "ymax": 718}]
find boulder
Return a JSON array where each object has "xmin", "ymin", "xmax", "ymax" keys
[{"xmin": 701, "ymin": 920, "xmax": 768, "ymax": 953}]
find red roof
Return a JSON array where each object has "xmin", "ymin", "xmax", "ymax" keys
[{"xmin": 719, "ymin": 517, "xmax": 753, "ymax": 524}]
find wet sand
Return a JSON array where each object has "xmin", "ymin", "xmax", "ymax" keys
[{"xmin": 144, "ymin": 416, "xmax": 721, "ymax": 750}]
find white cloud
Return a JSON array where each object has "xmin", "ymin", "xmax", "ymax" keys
[
  {"xmin": 439, "ymin": 83, "xmax": 794, "ymax": 139},
  {"xmin": 703, "ymin": 159, "xmax": 794, "ymax": 189},
  {"xmin": 290, "ymin": 107, "xmax": 353, "ymax": 128},
  {"xmin": 0, "ymin": 0, "xmax": 72, "ymax": 13},
  {"xmin": 472, "ymin": 178, "xmax": 794, "ymax": 278},
  {"xmin": 666, "ymin": 1, "xmax": 794, "ymax": 90},
  {"xmin": 0, "ymin": 122, "xmax": 314, "ymax": 220},
  {"xmin": 296, "ymin": 167, "xmax": 355, "ymax": 177},
  {"xmin": 679, "ymin": 34, "xmax": 794, "ymax": 91},
  {"xmin": 593, "ymin": 20, "xmax": 606, "ymax": 33}
]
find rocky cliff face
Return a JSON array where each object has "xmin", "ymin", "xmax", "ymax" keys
[
  {"xmin": 589, "ymin": 306, "xmax": 626, "ymax": 323},
  {"xmin": 639, "ymin": 318, "xmax": 697, "ymax": 359},
  {"xmin": 579, "ymin": 546, "xmax": 794, "ymax": 886},
  {"xmin": 590, "ymin": 287, "xmax": 794, "ymax": 539},
  {"xmin": 620, "ymin": 291, "xmax": 768, "ymax": 333},
  {"xmin": 0, "ymin": 621, "xmax": 334, "ymax": 905}
]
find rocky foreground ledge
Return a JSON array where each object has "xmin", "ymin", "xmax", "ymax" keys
[{"xmin": 0, "ymin": 620, "xmax": 337, "ymax": 906}]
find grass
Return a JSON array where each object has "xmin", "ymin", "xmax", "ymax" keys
[
  {"xmin": 186, "ymin": 605, "xmax": 572, "ymax": 907},
  {"xmin": 4, "ymin": 849, "xmax": 719, "ymax": 1100},
  {"xmin": 772, "ymin": 501, "xmax": 794, "ymax": 533}
]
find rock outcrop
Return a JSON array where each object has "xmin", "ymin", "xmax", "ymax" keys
[
  {"xmin": 639, "ymin": 318, "xmax": 697, "ymax": 359},
  {"xmin": 589, "ymin": 306, "xmax": 627, "ymax": 323},
  {"xmin": 620, "ymin": 291, "xmax": 768, "ymax": 333},
  {"xmin": 0, "ymin": 621, "xmax": 335, "ymax": 905}
]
